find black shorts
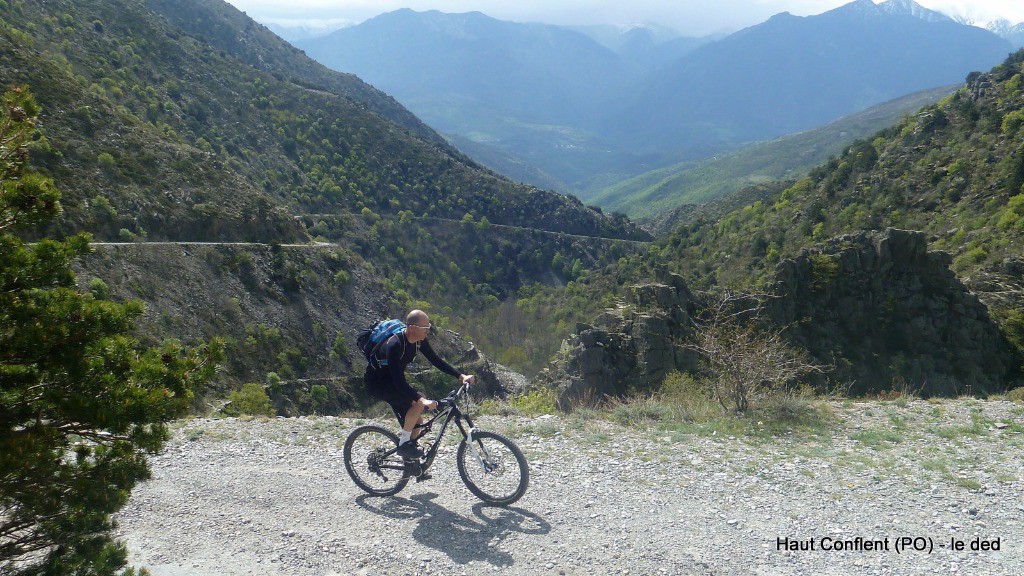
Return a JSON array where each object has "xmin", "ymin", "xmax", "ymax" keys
[{"xmin": 364, "ymin": 367, "xmax": 418, "ymax": 426}]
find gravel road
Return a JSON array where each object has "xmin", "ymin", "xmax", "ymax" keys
[{"xmin": 115, "ymin": 399, "xmax": 1024, "ymax": 575}]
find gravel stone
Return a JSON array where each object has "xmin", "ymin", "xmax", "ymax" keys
[{"xmin": 115, "ymin": 399, "xmax": 1024, "ymax": 575}]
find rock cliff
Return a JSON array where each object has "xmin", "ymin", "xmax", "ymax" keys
[
  {"xmin": 769, "ymin": 228, "xmax": 1016, "ymax": 395},
  {"xmin": 538, "ymin": 228, "xmax": 1018, "ymax": 401},
  {"xmin": 537, "ymin": 274, "xmax": 698, "ymax": 407}
]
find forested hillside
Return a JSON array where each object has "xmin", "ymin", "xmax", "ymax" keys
[
  {"xmin": 0, "ymin": 0, "xmax": 647, "ymax": 398},
  {"xmin": 1, "ymin": 0, "xmax": 641, "ymax": 241},
  {"xmin": 655, "ymin": 51, "xmax": 1024, "ymax": 297},
  {"xmin": 524, "ymin": 51, "xmax": 1024, "ymax": 398}
]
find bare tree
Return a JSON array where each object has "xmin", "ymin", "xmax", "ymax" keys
[{"xmin": 686, "ymin": 290, "xmax": 828, "ymax": 413}]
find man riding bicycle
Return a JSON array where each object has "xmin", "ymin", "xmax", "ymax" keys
[{"xmin": 364, "ymin": 310, "xmax": 475, "ymax": 459}]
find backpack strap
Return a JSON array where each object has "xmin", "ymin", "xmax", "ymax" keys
[{"xmin": 373, "ymin": 331, "xmax": 406, "ymax": 368}]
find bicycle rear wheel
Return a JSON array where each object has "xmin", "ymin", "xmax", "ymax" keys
[
  {"xmin": 456, "ymin": 430, "xmax": 529, "ymax": 506},
  {"xmin": 343, "ymin": 425, "xmax": 410, "ymax": 496}
]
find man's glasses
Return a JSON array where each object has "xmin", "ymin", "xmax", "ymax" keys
[{"xmin": 410, "ymin": 323, "xmax": 431, "ymax": 330}]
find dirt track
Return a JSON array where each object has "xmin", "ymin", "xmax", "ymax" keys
[{"xmin": 116, "ymin": 400, "xmax": 1024, "ymax": 575}]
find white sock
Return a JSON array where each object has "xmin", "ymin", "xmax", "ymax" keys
[{"xmin": 399, "ymin": 430, "xmax": 412, "ymax": 445}]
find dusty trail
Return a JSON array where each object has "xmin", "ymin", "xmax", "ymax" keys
[{"xmin": 116, "ymin": 400, "xmax": 1024, "ymax": 575}]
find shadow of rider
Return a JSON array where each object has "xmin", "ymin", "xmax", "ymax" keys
[{"xmin": 355, "ymin": 492, "xmax": 551, "ymax": 568}]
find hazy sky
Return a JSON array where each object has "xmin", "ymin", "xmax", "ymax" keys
[{"xmin": 222, "ymin": 1, "xmax": 1024, "ymax": 36}]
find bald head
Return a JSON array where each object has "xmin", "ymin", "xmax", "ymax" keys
[
  {"xmin": 405, "ymin": 310, "xmax": 432, "ymax": 343},
  {"xmin": 406, "ymin": 310, "xmax": 429, "ymax": 326}
]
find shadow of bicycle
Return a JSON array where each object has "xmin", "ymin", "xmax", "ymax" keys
[{"xmin": 355, "ymin": 493, "xmax": 551, "ymax": 567}]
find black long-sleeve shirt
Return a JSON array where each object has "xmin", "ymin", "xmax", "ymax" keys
[{"xmin": 378, "ymin": 331, "xmax": 460, "ymax": 398}]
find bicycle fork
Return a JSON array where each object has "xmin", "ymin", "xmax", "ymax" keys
[{"xmin": 465, "ymin": 428, "xmax": 496, "ymax": 473}]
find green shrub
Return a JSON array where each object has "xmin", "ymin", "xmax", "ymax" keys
[
  {"xmin": 1007, "ymin": 387, "xmax": 1024, "ymax": 403},
  {"xmin": 87, "ymin": 277, "xmax": 109, "ymax": 299},
  {"xmin": 1002, "ymin": 109, "xmax": 1024, "ymax": 135},
  {"xmin": 497, "ymin": 345, "xmax": 528, "ymax": 367},
  {"xmin": 657, "ymin": 371, "xmax": 721, "ymax": 422},
  {"xmin": 753, "ymin": 392, "xmax": 833, "ymax": 433},
  {"xmin": 659, "ymin": 371, "xmax": 707, "ymax": 400},
  {"xmin": 608, "ymin": 396, "xmax": 672, "ymax": 427},
  {"xmin": 478, "ymin": 399, "xmax": 520, "ymax": 416},
  {"xmin": 996, "ymin": 194, "xmax": 1024, "ymax": 230},
  {"xmin": 333, "ymin": 269, "xmax": 350, "ymax": 289},
  {"xmin": 509, "ymin": 388, "xmax": 557, "ymax": 416},
  {"xmin": 331, "ymin": 331, "xmax": 348, "ymax": 358},
  {"xmin": 309, "ymin": 384, "xmax": 329, "ymax": 413},
  {"xmin": 954, "ymin": 245, "xmax": 989, "ymax": 269},
  {"xmin": 360, "ymin": 207, "xmax": 379, "ymax": 223},
  {"xmin": 808, "ymin": 253, "xmax": 839, "ymax": 292},
  {"xmin": 224, "ymin": 383, "xmax": 275, "ymax": 417},
  {"xmin": 97, "ymin": 151, "xmax": 115, "ymax": 169}
]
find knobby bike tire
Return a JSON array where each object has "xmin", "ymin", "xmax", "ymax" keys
[
  {"xmin": 343, "ymin": 425, "xmax": 410, "ymax": 496},
  {"xmin": 456, "ymin": 430, "xmax": 529, "ymax": 506}
]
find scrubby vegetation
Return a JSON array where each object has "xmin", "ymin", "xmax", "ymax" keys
[
  {"xmin": 0, "ymin": 0, "xmax": 649, "ymax": 395},
  {"xmin": 506, "ymin": 50, "xmax": 1024, "ymax": 385},
  {"xmin": 0, "ymin": 85, "xmax": 220, "ymax": 576}
]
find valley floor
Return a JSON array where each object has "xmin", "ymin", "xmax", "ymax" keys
[{"xmin": 115, "ymin": 399, "xmax": 1024, "ymax": 576}]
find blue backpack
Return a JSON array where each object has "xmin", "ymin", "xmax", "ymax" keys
[{"xmin": 356, "ymin": 319, "xmax": 406, "ymax": 368}]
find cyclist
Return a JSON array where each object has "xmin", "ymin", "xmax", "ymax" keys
[{"xmin": 365, "ymin": 310, "xmax": 475, "ymax": 459}]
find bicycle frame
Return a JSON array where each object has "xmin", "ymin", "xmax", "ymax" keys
[
  {"xmin": 395, "ymin": 385, "xmax": 481, "ymax": 474},
  {"xmin": 345, "ymin": 382, "xmax": 529, "ymax": 504}
]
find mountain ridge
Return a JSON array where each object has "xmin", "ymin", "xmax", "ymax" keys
[
  {"xmin": 292, "ymin": 3, "xmax": 1014, "ymax": 197},
  {"xmin": 588, "ymin": 84, "xmax": 959, "ymax": 221},
  {"xmin": 609, "ymin": 0, "xmax": 1012, "ymax": 158},
  {"xmin": 1, "ymin": 0, "xmax": 647, "ymax": 395}
]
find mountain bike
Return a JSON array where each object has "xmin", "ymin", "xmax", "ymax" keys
[{"xmin": 343, "ymin": 383, "xmax": 529, "ymax": 506}]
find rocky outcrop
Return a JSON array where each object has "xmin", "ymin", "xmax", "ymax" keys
[
  {"xmin": 769, "ymin": 228, "xmax": 1017, "ymax": 396},
  {"xmin": 538, "ymin": 228, "xmax": 1017, "ymax": 402},
  {"xmin": 536, "ymin": 274, "xmax": 698, "ymax": 408}
]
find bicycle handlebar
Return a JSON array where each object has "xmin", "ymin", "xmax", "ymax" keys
[{"xmin": 436, "ymin": 382, "xmax": 470, "ymax": 410}]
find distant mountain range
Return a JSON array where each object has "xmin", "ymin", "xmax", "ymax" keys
[
  {"xmin": 565, "ymin": 23, "xmax": 717, "ymax": 69},
  {"xmin": 295, "ymin": 9, "xmax": 641, "ymax": 191},
  {"xmin": 986, "ymin": 19, "xmax": 1024, "ymax": 48},
  {"xmin": 591, "ymin": 84, "xmax": 959, "ymax": 223},
  {"xmin": 607, "ymin": 0, "xmax": 1012, "ymax": 159},
  {"xmin": 263, "ymin": 19, "xmax": 355, "ymax": 42},
  {"xmin": 293, "ymin": 0, "xmax": 1013, "ymax": 199}
]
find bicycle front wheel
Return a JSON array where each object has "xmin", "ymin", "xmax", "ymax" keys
[
  {"xmin": 456, "ymin": 430, "xmax": 529, "ymax": 506},
  {"xmin": 343, "ymin": 425, "xmax": 410, "ymax": 496}
]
